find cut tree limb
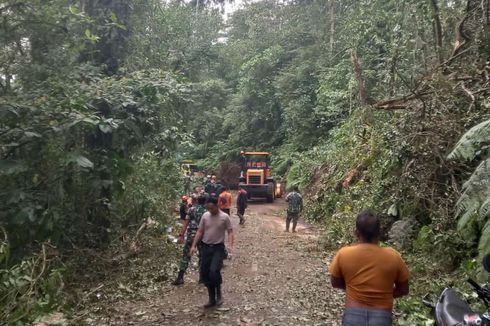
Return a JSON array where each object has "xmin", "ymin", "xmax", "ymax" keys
[
  {"xmin": 460, "ymin": 82, "xmax": 476, "ymax": 112},
  {"xmin": 374, "ymin": 92, "xmax": 432, "ymax": 110}
]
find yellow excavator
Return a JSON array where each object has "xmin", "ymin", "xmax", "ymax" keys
[{"xmin": 238, "ymin": 151, "xmax": 282, "ymax": 202}]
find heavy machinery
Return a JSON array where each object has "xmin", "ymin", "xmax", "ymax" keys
[
  {"xmin": 238, "ymin": 151, "xmax": 280, "ymax": 202},
  {"xmin": 180, "ymin": 160, "xmax": 201, "ymax": 177}
]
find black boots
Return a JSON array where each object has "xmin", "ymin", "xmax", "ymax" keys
[
  {"xmin": 285, "ymin": 220, "xmax": 297, "ymax": 232},
  {"xmin": 172, "ymin": 270, "xmax": 185, "ymax": 286},
  {"xmin": 216, "ymin": 284, "xmax": 223, "ymax": 306},
  {"xmin": 203, "ymin": 285, "xmax": 223, "ymax": 308},
  {"xmin": 204, "ymin": 286, "xmax": 216, "ymax": 308},
  {"xmin": 238, "ymin": 214, "xmax": 245, "ymax": 225}
]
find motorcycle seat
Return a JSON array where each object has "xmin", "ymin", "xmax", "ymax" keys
[{"xmin": 435, "ymin": 288, "xmax": 474, "ymax": 326}]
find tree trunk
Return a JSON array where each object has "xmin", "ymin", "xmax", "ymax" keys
[
  {"xmin": 329, "ymin": 0, "xmax": 335, "ymax": 56},
  {"xmin": 429, "ymin": 0, "xmax": 444, "ymax": 64},
  {"xmin": 79, "ymin": 0, "xmax": 131, "ymax": 75},
  {"xmin": 351, "ymin": 50, "xmax": 367, "ymax": 105}
]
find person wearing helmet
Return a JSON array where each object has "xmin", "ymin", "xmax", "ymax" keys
[{"xmin": 205, "ymin": 175, "xmax": 219, "ymax": 198}]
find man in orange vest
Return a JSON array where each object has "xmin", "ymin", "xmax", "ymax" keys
[{"xmin": 218, "ymin": 186, "xmax": 232, "ymax": 216}]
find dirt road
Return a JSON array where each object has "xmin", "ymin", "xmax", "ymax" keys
[{"xmin": 88, "ymin": 199, "xmax": 343, "ymax": 325}]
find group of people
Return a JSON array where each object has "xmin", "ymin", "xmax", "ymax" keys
[
  {"xmin": 173, "ymin": 175, "xmax": 248, "ymax": 308},
  {"xmin": 174, "ymin": 176, "xmax": 410, "ymax": 325}
]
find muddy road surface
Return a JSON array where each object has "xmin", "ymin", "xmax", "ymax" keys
[{"xmin": 85, "ymin": 198, "xmax": 344, "ymax": 325}]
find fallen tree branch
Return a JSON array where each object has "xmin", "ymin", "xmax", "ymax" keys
[
  {"xmin": 460, "ymin": 82, "xmax": 476, "ymax": 112},
  {"xmin": 112, "ymin": 217, "xmax": 157, "ymax": 262},
  {"xmin": 27, "ymin": 242, "xmax": 48, "ymax": 297},
  {"xmin": 374, "ymin": 92, "xmax": 432, "ymax": 110},
  {"xmin": 134, "ymin": 217, "xmax": 156, "ymax": 241}
]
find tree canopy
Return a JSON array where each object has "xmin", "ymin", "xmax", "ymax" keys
[{"xmin": 1, "ymin": 0, "xmax": 489, "ymax": 324}]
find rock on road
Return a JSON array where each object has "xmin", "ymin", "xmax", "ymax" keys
[{"xmin": 93, "ymin": 198, "xmax": 344, "ymax": 325}]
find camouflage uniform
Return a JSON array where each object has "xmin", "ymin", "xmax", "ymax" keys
[
  {"xmin": 179, "ymin": 204, "xmax": 206, "ymax": 272},
  {"xmin": 285, "ymin": 191, "xmax": 303, "ymax": 232}
]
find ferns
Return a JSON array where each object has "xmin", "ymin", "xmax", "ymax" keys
[
  {"xmin": 448, "ymin": 119, "xmax": 490, "ymax": 161},
  {"xmin": 455, "ymin": 158, "xmax": 490, "ymax": 230},
  {"xmin": 449, "ymin": 120, "xmax": 490, "ymax": 270}
]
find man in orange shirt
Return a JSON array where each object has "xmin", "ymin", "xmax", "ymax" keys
[
  {"xmin": 329, "ymin": 210, "xmax": 410, "ymax": 326},
  {"xmin": 218, "ymin": 186, "xmax": 232, "ymax": 216}
]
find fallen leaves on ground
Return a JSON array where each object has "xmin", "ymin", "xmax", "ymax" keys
[{"xmin": 70, "ymin": 200, "xmax": 344, "ymax": 325}]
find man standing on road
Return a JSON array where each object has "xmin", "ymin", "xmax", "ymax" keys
[
  {"xmin": 285, "ymin": 186, "xmax": 303, "ymax": 232},
  {"xmin": 205, "ymin": 175, "xmax": 218, "ymax": 198},
  {"xmin": 172, "ymin": 195, "xmax": 207, "ymax": 286},
  {"xmin": 218, "ymin": 186, "xmax": 232, "ymax": 216},
  {"xmin": 329, "ymin": 210, "xmax": 410, "ymax": 326},
  {"xmin": 236, "ymin": 186, "xmax": 248, "ymax": 225},
  {"xmin": 190, "ymin": 197, "xmax": 234, "ymax": 308}
]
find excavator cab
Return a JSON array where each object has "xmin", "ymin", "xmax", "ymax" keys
[{"xmin": 239, "ymin": 151, "xmax": 276, "ymax": 202}]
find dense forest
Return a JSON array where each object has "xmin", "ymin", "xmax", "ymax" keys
[{"xmin": 1, "ymin": 0, "xmax": 489, "ymax": 324}]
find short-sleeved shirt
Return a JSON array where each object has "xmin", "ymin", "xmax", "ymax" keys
[
  {"xmin": 329, "ymin": 243, "xmax": 410, "ymax": 310},
  {"xmin": 219, "ymin": 192, "xmax": 232, "ymax": 210},
  {"xmin": 286, "ymin": 191, "xmax": 303, "ymax": 214},
  {"xmin": 198, "ymin": 211, "xmax": 233, "ymax": 244}
]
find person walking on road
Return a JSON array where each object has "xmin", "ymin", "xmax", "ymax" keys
[
  {"xmin": 236, "ymin": 186, "xmax": 248, "ymax": 225},
  {"xmin": 285, "ymin": 186, "xmax": 303, "ymax": 232},
  {"xmin": 172, "ymin": 195, "xmax": 207, "ymax": 286},
  {"xmin": 329, "ymin": 210, "xmax": 410, "ymax": 326},
  {"xmin": 205, "ymin": 175, "xmax": 218, "ymax": 198},
  {"xmin": 218, "ymin": 186, "xmax": 232, "ymax": 216},
  {"xmin": 189, "ymin": 197, "xmax": 234, "ymax": 308}
]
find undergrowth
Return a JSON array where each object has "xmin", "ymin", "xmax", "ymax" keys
[{"xmin": 287, "ymin": 107, "xmax": 489, "ymax": 323}]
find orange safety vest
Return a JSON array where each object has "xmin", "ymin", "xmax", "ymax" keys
[{"xmin": 219, "ymin": 192, "xmax": 232, "ymax": 209}]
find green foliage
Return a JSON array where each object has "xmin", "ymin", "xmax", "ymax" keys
[
  {"xmin": 448, "ymin": 120, "xmax": 490, "ymax": 161},
  {"xmin": 1, "ymin": 0, "xmax": 226, "ymax": 319},
  {"xmin": 0, "ymin": 248, "xmax": 65, "ymax": 325},
  {"xmin": 1, "ymin": 0, "xmax": 490, "ymax": 323},
  {"xmin": 1, "ymin": 67, "xmax": 187, "ymax": 254},
  {"xmin": 118, "ymin": 155, "xmax": 182, "ymax": 228},
  {"xmin": 448, "ymin": 119, "xmax": 490, "ymax": 275}
]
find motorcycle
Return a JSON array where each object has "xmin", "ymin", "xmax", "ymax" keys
[{"xmin": 423, "ymin": 254, "xmax": 490, "ymax": 325}]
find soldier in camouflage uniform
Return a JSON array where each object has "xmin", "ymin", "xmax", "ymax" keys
[
  {"xmin": 172, "ymin": 195, "xmax": 207, "ymax": 285},
  {"xmin": 285, "ymin": 186, "xmax": 303, "ymax": 233}
]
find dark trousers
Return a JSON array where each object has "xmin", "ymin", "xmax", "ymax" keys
[
  {"xmin": 221, "ymin": 208, "xmax": 231, "ymax": 216},
  {"xmin": 237, "ymin": 207, "xmax": 245, "ymax": 216},
  {"xmin": 200, "ymin": 243, "xmax": 225, "ymax": 287}
]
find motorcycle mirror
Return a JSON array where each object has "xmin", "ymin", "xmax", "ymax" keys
[{"xmin": 483, "ymin": 254, "xmax": 490, "ymax": 273}]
